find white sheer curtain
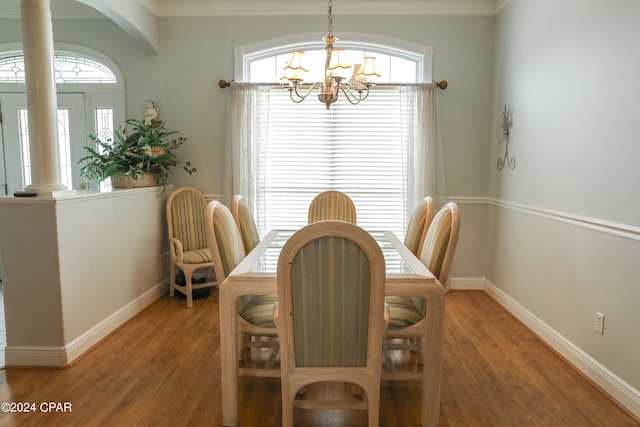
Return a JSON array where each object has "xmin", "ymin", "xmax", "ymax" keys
[
  {"xmin": 225, "ymin": 82, "xmax": 444, "ymax": 234},
  {"xmin": 223, "ymin": 82, "xmax": 270, "ymax": 232},
  {"xmin": 399, "ymin": 83, "xmax": 445, "ymax": 216}
]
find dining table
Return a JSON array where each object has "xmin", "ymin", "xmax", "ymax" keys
[{"xmin": 219, "ymin": 229, "xmax": 445, "ymax": 427}]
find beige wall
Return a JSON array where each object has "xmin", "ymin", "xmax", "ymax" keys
[{"xmin": 489, "ymin": 0, "xmax": 640, "ymax": 411}]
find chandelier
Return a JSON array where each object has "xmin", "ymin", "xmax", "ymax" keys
[{"xmin": 280, "ymin": 0, "xmax": 381, "ymax": 109}]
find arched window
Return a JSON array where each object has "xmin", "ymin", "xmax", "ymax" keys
[
  {"xmin": 0, "ymin": 45, "xmax": 125, "ymax": 194},
  {"xmin": 233, "ymin": 36, "xmax": 436, "ymax": 239},
  {"xmin": 238, "ymin": 33, "xmax": 431, "ymax": 83},
  {"xmin": 0, "ymin": 52, "xmax": 117, "ymax": 83}
]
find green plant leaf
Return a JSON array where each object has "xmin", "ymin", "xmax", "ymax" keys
[{"xmin": 77, "ymin": 119, "xmax": 196, "ymax": 188}]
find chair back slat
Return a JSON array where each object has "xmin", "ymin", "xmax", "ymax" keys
[
  {"xmin": 277, "ymin": 221, "xmax": 387, "ymax": 369},
  {"xmin": 308, "ymin": 190, "xmax": 357, "ymax": 224},
  {"xmin": 232, "ymin": 195, "xmax": 260, "ymax": 255},
  {"xmin": 208, "ymin": 202, "xmax": 244, "ymax": 280},
  {"xmin": 291, "ymin": 237, "xmax": 371, "ymax": 367},
  {"xmin": 404, "ymin": 196, "xmax": 435, "ymax": 257},
  {"xmin": 170, "ymin": 189, "xmax": 208, "ymax": 252},
  {"xmin": 420, "ymin": 207, "xmax": 452, "ymax": 279},
  {"xmin": 417, "ymin": 202, "xmax": 460, "ymax": 299}
]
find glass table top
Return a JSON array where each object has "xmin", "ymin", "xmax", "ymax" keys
[{"xmin": 247, "ymin": 230, "xmax": 416, "ymax": 275}]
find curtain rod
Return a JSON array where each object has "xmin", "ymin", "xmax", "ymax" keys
[{"xmin": 218, "ymin": 79, "xmax": 448, "ymax": 90}]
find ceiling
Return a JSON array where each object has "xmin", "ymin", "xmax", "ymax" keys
[{"xmin": 0, "ymin": 0, "xmax": 505, "ymax": 19}]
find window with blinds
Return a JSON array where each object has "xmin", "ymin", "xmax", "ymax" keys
[
  {"xmin": 263, "ymin": 86, "xmax": 406, "ymax": 238},
  {"xmin": 244, "ymin": 38, "xmax": 430, "ymax": 239}
]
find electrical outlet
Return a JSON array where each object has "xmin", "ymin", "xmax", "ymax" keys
[{"xmin": 595, "ymin": 312, "xmax": 605, "ymax": 335}]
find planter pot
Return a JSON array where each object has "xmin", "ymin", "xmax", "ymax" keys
[{"xmin": 112, "ymin": 172, "xmax": 158, "ymax": 188}]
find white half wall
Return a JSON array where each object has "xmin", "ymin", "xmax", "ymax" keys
[{"xmin": 0, "ymin": 187, "xmax": 170, "ymax": 367}]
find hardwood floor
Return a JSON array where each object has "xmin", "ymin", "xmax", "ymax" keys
[{"xmin": 0, "ymin": 290, "xmax": 637, "ymax": 426}]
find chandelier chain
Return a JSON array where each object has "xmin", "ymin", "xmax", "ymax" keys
[{"xmin": 327, "ymin": 0, "xmax": 333, "ymax": 35}]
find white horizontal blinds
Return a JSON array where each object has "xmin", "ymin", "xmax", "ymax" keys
[
  {"xmin": 330, "ymin": 87, "xmax": 404, "ymax": 237},
  {"xmin": 264, "ymin": 88, "xmax": 332, "ymax": 231},
  {"xmin": 264, "ymin": 86, "xmax": 406, "ymax": 238}
]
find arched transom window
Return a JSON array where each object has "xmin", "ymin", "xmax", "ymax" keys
[
  {"xmin": 241, "ymin": 36, "xmax": 430, "ymax": 84},
  {"xmin": 0, "ymin": 52, "xmax": 117, "ymax": 83}
]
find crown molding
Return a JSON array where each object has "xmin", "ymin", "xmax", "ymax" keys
[
  {"xmin": 155, "ymin": 1, "xmax": 502, "ymax": 18},
  {"xmin": 0, "ymin": 1, "xmax": 505, "ymax": 19}
]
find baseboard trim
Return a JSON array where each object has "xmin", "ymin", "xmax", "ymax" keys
[
  {"xmin": 3, "ymin": 345, "xmax": 68, "ymax": 368},
  {"xmin": 4, "ymin": 281, "xmax": 168, "ymax": 368},
  {"xmin": 483, "ymin": 279, "xmax": 640, "ymax": 420}
]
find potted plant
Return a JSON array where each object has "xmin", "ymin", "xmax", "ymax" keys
[{"xmin": 79, "ymin": 118, "xmax": 196, "ymax": 189}]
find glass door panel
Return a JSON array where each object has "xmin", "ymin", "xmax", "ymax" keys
[{"xmin": 0, "ymin": 92, "xmax": 86, "ymax": 195}]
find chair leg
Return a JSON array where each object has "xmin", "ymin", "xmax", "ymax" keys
[
  {"xmin": 281, "ymin": 382, "xmax": 296, "ymax": 427},
  {"xmin": 365, "ymin": 384, "xmax": 380, "ymax": 427},
  {"xmin": 184, "ymin": 269, "xmax": 194, "ymax": 308},
  {"xmin": 169, "ymin": 263, "xmax": 177, "ymax": 297}
]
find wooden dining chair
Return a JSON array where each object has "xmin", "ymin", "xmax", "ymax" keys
[
  {"xmin": 307, "ymin": 190, "xmax": 357, "ymax": 224},
  {"xmin": 166, "ymin": 186, "xmax": 217, "ymax": 308},
  {"xmin": 206, "ymin": 201, "xmax": 278, "ymax": 367},
  {"xmin": 231, "ymin": 194, "xmax": 260, "ymax": 255},
  {"xmin": 404, "ymin": 196, "xmax": 435, "ymax": 257},
  {"xmin": 382, "ymin": 202, "xmax": 458, "ymax": 427},
  {"xmin": 274, "ymin": 220, "xmax": 389, "ymax": 427},
  {"xmin": 385, "ymin": 202, "xmax": 460, "ymax": 360}
]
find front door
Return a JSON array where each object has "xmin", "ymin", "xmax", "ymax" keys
[{"xmin": 0, "ymin": 92, "xmax": 88, "ymax": 196}]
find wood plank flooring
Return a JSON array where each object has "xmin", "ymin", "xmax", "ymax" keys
[{"xmin": 0, "ymin": 290, "xmax": 637, "ymax": 426}]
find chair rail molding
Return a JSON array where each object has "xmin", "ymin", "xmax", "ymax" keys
[
  {"xmin": 488, "ymin": 198, "xmax": 640, "ymax": 241},
  {"xmin": 446, "ymin": 196, "xmax": 640, "ymax": 241}
]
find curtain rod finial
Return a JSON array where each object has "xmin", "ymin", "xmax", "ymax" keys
[
  {"xmin": 219, "ymin": 79, "xmax": 232, "ymax": 89},
  {"xmin": 437, "ymin": 80, "xmax": 448, "ymax": 90}
]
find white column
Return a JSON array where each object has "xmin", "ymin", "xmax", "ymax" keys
[{"xmin": 20, "ymin": 0, "xmax": 74, "ymax": 197}]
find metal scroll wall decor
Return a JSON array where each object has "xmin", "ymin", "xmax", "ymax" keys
[{"xmin": 498, "ymin": 105, "xmax": 516, "ymax": 170}]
